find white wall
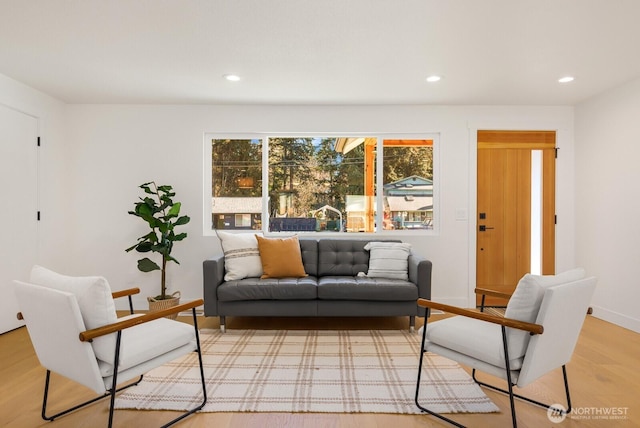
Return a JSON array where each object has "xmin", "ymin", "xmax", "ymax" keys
[
  {"xmin": 63, "ymin": 104, "xmax": 576, "ymax": 310},
  {"xmin": 575, "ymin": 77, "xmax": 640, "ymax": 332}
]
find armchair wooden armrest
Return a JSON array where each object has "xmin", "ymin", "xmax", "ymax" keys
[
  {"xmin": 111, "ymin": 287, "xmax": 141, "ymax": 314},
  {"xmin": 111, "ymin": 287, "xmax": 140, "ymax": 299},
  {"xmin": 474, "ymin": 287, "xmax": 513, "ymax": 301},
  {"xmin": 417, "ymin": 298, "xmax": 543, "ymax": 335},
  {"xmin": 79, "ymin": 298, "xmax": 204, "ymax": 342}
]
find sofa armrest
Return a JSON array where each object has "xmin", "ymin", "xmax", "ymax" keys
[
  {"xmin": 203, "ymin": 255, "xmax": 225, "ymax": 316},
  {"xmin": 408, "ymin": 254, "xmax": 432, "ymax": 316}
]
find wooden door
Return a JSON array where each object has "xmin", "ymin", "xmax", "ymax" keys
[
  {"xmin": 0, "ymin": 105, "xmax": 38, "ymax": 333},
  {"xmin": 476, "ymin": 131, "xmax": 555, "ymax": 306}
]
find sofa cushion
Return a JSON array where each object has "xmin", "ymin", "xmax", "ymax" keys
[
  {"xmin": 217, "ymin": 277, "xmax": 318, "ymax": 301},
  {"xmin": 217, "ymin": 231, "xmax": 263, "ymax": 280},
  {"xmin": 256, "ymin": 235, "xmax": 307, "ymax": 278},
  {"xmin": 317, "ymin": 276, "xmax": 418, "ymax": 301},
  {"xmin": 364, "ymin": 241, "xmax": 411, "ymax": 280}
]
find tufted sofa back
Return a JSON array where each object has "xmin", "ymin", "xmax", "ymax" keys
[
  {"xmin": 299, "ymin": 239, "xmax": 319, "ymax": 277},
  {"xmin": 293, "ymin": 239, "xmax": 399, "ymax": 277}
]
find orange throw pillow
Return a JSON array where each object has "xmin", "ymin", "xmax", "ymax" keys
[{"xmin": 255, "ymin": 235, "xmax": 307, "ymax": 279}]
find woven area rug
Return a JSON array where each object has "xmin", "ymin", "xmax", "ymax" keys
[{"xmin": 114, "ymin": 329, "xmax": 498, "ymax": 414}]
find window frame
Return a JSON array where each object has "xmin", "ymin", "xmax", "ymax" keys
[{"xmin": 203, "ymin": 132, "xmax": 440, "ymax": 236}]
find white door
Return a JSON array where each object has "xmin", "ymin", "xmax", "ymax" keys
[{"xmin": 0, "ymin": 104, "xmax": 38, "ymax": 333}]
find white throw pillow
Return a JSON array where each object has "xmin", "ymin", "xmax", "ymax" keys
[
  {"xmin": 364, "ymin": 242, "xmax": 411, "ymax": 280},
  {"xmin": 30, "ymin": 265, "xmax": 118, "ymax": 363},
  {"xmin": 217, "ymin": 231, "xmax": 264, "ymax": 280}
]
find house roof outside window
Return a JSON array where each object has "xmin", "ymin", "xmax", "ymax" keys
[
  {"xmin": 384, "ymin": 175, "xmax": 433, "ymax": 196},
  {"xmin": 386, "ymin": 196, "xmax": 433, "ymax": 212},
  {"xmin": 212, "ymin": 197, "xmax": 262, "ymax": 214}
]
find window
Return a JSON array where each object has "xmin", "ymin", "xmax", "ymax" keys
[
  {"xmin": 205, "ymin": 134, "xmax": 438, "ymax": 234},
  {"xmin": 210, "ymin": 138, "xmax": 262, "ymax": 230},
  {"xmin": 382, "ymin": 139, "xmax": 434, "ymax": 230}
]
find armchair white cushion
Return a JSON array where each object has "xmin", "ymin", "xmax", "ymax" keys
[
  {"xmin": 426, "ymin": 316, "xmax": 525, "ymax": 372},
  {"xmin": 97, "ymin": 318, "xmax": 195, "ymax": 377},
  {"xmin": 30, "ymin": 265, "xmax": 117, "ymax": 328},
  {"xmin": 503, "ymin": 268, "xmax": 586, "ymax": 360},
  {"xmin": 29, "ymin": 265, "xmax": 119, "ymax": 364}
]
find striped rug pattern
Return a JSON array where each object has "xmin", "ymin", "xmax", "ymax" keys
[{"xmin": 114, "ymin": 329, "xmax": 498, "ymax": 414}]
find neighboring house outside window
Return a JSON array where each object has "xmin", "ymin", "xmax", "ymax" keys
[
  {"xmin": 212, "ymin": 197, "xmax": 262, "ymax": 230},
  {"xmin": 383, "ymin": 176, "xmax": 434, "ymax": 230}
]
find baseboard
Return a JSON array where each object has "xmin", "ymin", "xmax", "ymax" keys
[{"xmin": 591, "ymin": 305, "xmax": 640, "ymax": 333}]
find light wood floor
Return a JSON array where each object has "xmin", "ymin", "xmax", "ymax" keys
[{"xmin": 1, "ymin": 314, "xmax": 638, "ymax": 428}]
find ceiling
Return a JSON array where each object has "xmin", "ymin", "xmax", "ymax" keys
[{"xmin": 2, "ymin": 0, "xmax": 640, "ymax": 106}]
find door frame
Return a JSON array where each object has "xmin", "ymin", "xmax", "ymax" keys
[{"xmin": 467, "ymin": 126, "xmax": 564, "ymax": 308}]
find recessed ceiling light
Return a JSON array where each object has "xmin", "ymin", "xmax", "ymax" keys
[
  {"xmin": 558, "ymin": 76, "xmax": 574, "ymax": 83},
  {"xmin": 426, "ymin": 75, "xmax": 441, "ymax": 83},
  {"xmin": 223, "ymin": 74, "xmax": 241, "ymax": 82}
]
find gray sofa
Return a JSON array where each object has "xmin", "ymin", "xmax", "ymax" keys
[{"xmin": 203, "ymin": 238, "xmax": 432, "ymax": 332}]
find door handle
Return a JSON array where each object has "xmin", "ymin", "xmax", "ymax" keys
[{"xmin": 479, "ymin": 225, "xmax": 495, "ymax": 232}]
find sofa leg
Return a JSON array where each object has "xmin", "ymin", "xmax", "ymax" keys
[
  {"xmin": 410, "ymin": 316, "xmax": 415, "ymax": 333},
  {"xmin": 220, "ymin": 316, "xmax": 226, "ymax": 333}
]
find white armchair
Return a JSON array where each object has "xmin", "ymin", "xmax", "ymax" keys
[
  {"xmin": 14, "ymin": 265, "xmax": 207, "ymax": 427},
  {"xmin": 415, "ymin": 269, "xmax": 596, "ymax": 428}
]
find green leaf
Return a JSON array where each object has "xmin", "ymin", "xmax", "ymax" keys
[
  {"xmin": 135, "ymin": 241, "xmax": 153, "ymax": 252},
  {"xmin": 136, "ymin": 203, "xmax": 153, "ymax": 217},
  {"xmin": 175, "ymin": 215, "xmax": 190, "ymax": 226},
  {"xmin": 173, "ymin": 232, "xmax": 187, "ymax": 241},
  {"xmin": 167, "ymin": 202, "xmax": 181, "ymax": 217},
  {"xmin": 137, "ymin": 258, "xmax": 160, "ymax": 272}
]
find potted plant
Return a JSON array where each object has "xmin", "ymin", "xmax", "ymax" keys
[{"xmin": 126, "ymin": 181, "xmax": 190, "ymax": 316}]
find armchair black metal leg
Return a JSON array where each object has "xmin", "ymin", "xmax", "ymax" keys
[
  {"xmin": 562, "ymin": 365, "xmax": 572, "ymax": 413},
  {"xmin": 220, "ymin": 316, "xmax": 226, "ymax": 333},
  {"xmin": 41, "ymin": 309, "xmax": 207, "ymax": 427},
  {"xmin": 468, "ymin": 327, "xmax": 518, "ymax": 427},
  {"xmin": 414, "ymin": 317, "xmax": 466, "ymax": 428},
  {"xmin": 472, "ymin": 366, "xmax": 572, "ymax": 416},
  {"xmin": 41, "ymin": 369, "xmax": 143, "ymax": 422},
  {"xmin": 159, "ymin": 307, "xmax": 208, "ymax": 428},
  {"xmin": 127, "ymin": 295, "xmax": 134, "ymax": 314},
  {"xmin": 107, "ymin": 330, "xmax": 124, "ymax": 428},
  {"xmin": 500, "ymin": 326, "xmax": 518, "ymax": 428},
  {"xmin": 471, "ymin": 335, "xmax": 573, "ymax": 427},
  {"xmin": 409, "ymin": 316, "xmax": 415, "ymax": 332}
]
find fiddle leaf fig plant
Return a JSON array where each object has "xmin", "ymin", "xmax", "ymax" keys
[{"xmin": 125, "ymin": 181, "xmax": 190, "ymax": 300}]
